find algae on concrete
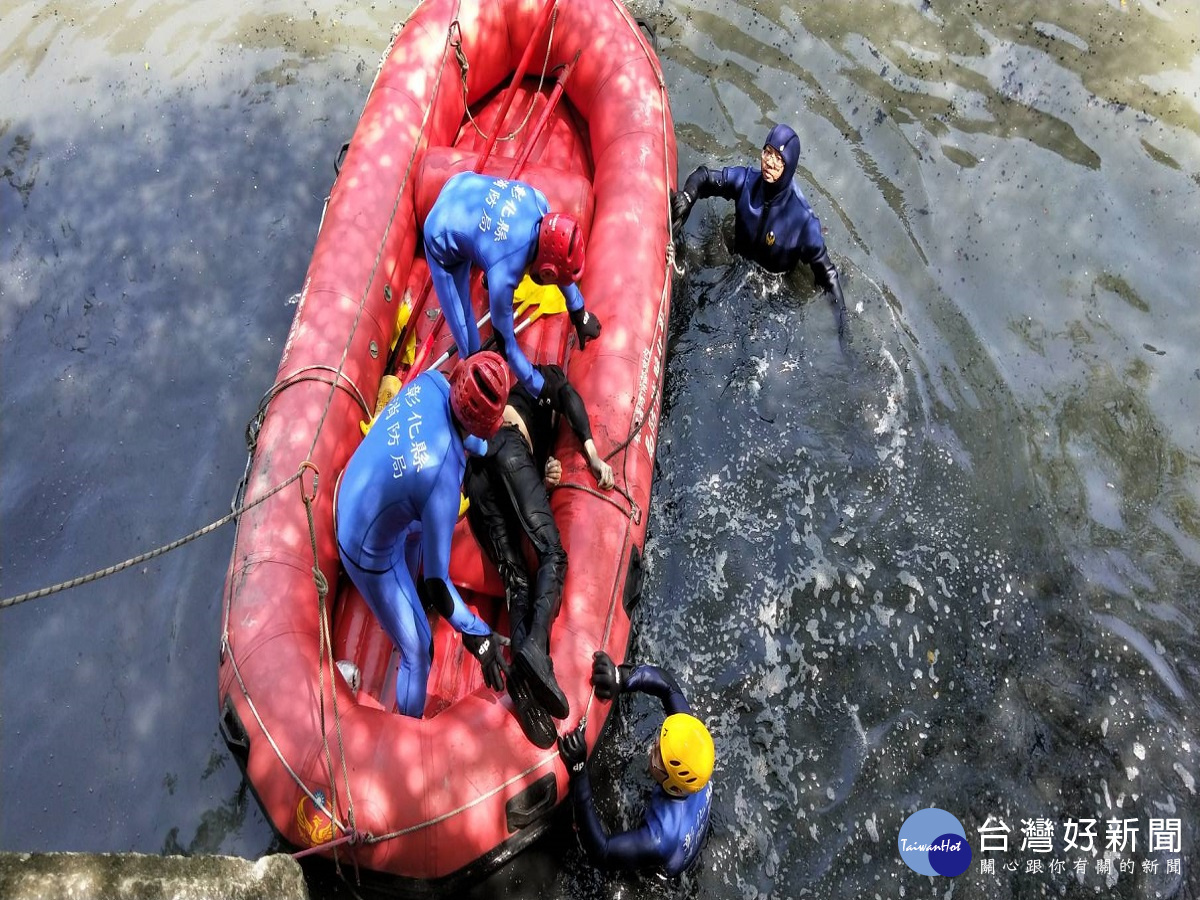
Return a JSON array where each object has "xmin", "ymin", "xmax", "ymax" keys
[{"xmin": 0, "ymin": 852, "xmax": 309, "ymax": 900}]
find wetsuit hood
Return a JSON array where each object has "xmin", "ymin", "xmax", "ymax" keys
[{"xmin": 763, "ymin": 123, "xmax": 800, "ymax": 200}]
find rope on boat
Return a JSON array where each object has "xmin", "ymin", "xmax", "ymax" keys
[
  {"xmin": 222, "ymin": 629, "xmax": 356, "ymax": 837},
  {"xmin": 453, "ymin": 5, "xmax": 559, "ymax": 145},
  {"xmin": 552, "ymin": 479, "xmax": 640, "ymax": 524},
  {"xmin": 219, "ymin": 459, "xmax": 370, "ymax": 848},
  {"xmin": 0, "ymin": 361, "xmax": 363, "ymax": 611},
  {"xmin": 291, "ymin": 830, "xmax": 364, "ymax": 860},
  {"xmin": 292, "ymin": 7, "xmax": 464, "ymax": 850},
  {"xmin": 0, "ymin": 469, "xmax": 305, "ymax": 611},
  {"xmin": 299, "ymin": 21, "xmax": 457, "ymax": 468},
  {"xmin": 301, "ymin": 461, "xmax": 360, "ymax": 855},
  {"xmin": 667, "ymin": 232, "xmax": 684, "ymax": 276},
  {"xmin": 593, "ymin": 0, "xmax": 675, "ymax": 492},
  {"xmin": 220, "ymin": 1, "xmax": 464, "ymax": 861},
  {"xmin": 232, "ymin": 366, "xmax": 371, "ymax": 513}
]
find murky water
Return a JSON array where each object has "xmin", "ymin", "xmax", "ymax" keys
[{"xmin": 3, "ymin": 1, "xmax": 1199, "ymax": 898}]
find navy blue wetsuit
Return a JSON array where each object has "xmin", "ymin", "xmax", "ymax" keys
[
  {"xmin": 678, "ymin": 125, "xmax": 845, "ymax": 338},
  {"xmin": 423, "ymin": 172, "xmax": 587, "ymax": 397},
  {"xmin": 334, "ymin": 371, "xmax": 490, "ymax": 717},
  {"xmin": 568, "ymin": 665, "xmax": 714, "ymax": 877}
]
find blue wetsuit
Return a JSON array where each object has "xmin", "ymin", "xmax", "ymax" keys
[
  {"xmin": 678, "ymin": 124, "xmax": 846, "ymax": 340},
  {"xmin": 334, "ymin": 371, "xmax": 490, "ymax": 717},
  {"xmin": 568, "ymin": 665, "xmax": 714, "ymax": 877},
  {"xmin": 423, "ymin": 172, "xmax": 586, "ymax": 397}
]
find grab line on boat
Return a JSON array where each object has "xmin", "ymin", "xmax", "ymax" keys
[
  {"xmin": 591, "ymin": 0, "xmax": 675, "ymax": 503},
  {"xmin": 221, "ymin": 632, "xmax": 355, "ymax": 838},
  {"xmin": 300, "ymin": 9, "xmax": 460, "ymax": 467},
  {"xmin": 455, "ymin": 0, "xmax": 560, "ymax": 148},
  {"xmin": 553, "ymin": 479, "xmax": 640, "ymax": 525},
  {"xmin": 302, "ymin": 461, "xmax": 360, "ymax": 842},
  {"xmin": 291, "ymin": 829, "xmax": 363, "ymax": 860},
  {"xmin": 364, "ymin": 750, "xmax": 560, "ymax": 844},
  {"xmin": 233, "ymin": 365, "xmax": 371, "ymax": 513},
  {"xmin": 219, "ymin": 8, "xmax": 469, "ymax": 856}
]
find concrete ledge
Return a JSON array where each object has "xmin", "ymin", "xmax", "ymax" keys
[{"xmin": 0, "ymin": 852, "xmax": 309, "ymax": 900}]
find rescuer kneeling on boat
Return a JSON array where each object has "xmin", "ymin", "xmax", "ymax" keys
[
  {"xmin": 424, "ymin": 172, "xmax": 602, "ymax": 398},
  {"xmin": 671, "ymin": 123, "xmax": 848, "ymax": 343},
  {"xmin": 463, "ymin": 364, "xmax": 614, "ymax": 748},
  {"xmin": 558, "ymin": 652, "xmax": 715, "ymax": 877},
  {"xmin": 334, "ymin": 352, "xmax": 511, "ymax": 717}
]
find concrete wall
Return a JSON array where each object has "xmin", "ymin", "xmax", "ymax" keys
[{"xmin": 0, "ymin": 852, "xmax": 308, "ymax": 900}]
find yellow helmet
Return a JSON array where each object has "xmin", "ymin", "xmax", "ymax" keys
[{"xmin": 658, "ymin": 714, "xmax": 715, "ymax": 796}]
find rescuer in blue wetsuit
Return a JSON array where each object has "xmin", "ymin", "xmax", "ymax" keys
[
  {"xmin": 423, "ymin": 172, "xmax": 602, "ymax": 397},
  {"xmin": 672, "ymin": 123, "xmax": 848, "ymax": 341},
  {"xmin": 558, "ymin": 652, "xmax": 715, "ymax": 877},
  {"xmin": 334, "ymin": 352, "xmax": 511, "ymax": 718}
]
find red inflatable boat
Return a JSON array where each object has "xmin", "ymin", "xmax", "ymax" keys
[{"xmin": 218, "ymin": 0, "xmax": 676, "ymax": 888}]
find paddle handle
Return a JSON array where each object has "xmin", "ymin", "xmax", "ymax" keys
[
  {"xmin": 506, "ymin": 51, "xmax": 579, "ymax": 178},
  {"xmin": 385, "ymin": 279, "xmax": 432, "ymax": 378},
  {"xmin": 427, "ymin": 307, "xmax": 541, "ymax": 373},
  {"xmin": 477, "ymin": 0, "xmax": 560, "ymax": 171}
]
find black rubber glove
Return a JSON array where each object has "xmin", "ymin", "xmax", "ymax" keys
[
  {"xmin": 462, "ymin": 631, "xmax": 505, "ymax": 692},
  {"xmin": 558, "ymin": 722, "xmax": 588, "ymax": 777},
  {"xmin": 808, "ymin": 247, "xmax": 848, "ymax": 347},
  {"xmin": 570, "ymin": 308, "xmax": 602, "ymax": 350},
  {"xmin": 828, "ymin": 272, "xmax": 848, "ymax": 349},
  {"xmin": 591, "ymin": 651, "xmax": 634, "ymax": 701},
  {"xmin": 670, "ymin": 189, "xmax": 694, "ymax": 235},
  {"xmin": 535, "ymin": 363, "xmax": 568, "ymax": 410}
]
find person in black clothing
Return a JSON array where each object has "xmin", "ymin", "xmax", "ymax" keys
[{"xmin": 464, "ymin": 362, "xmax": 613, "ymax": 747}]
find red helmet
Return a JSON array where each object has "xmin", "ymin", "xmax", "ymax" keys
[
  {"xmin": 448, "ymin": 351, "xmax": 509, "ymax": 438},
  {"xmin": 533, "ymin": 213, "xmax": 586, "ymax": 286}
]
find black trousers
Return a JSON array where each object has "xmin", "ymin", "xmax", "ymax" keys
[{"xmin": 464, "ymin": 426, "xmax": 567, "ymax": 651}]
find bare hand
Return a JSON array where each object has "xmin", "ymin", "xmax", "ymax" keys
[
  {"xmin": 591, "ymin": 457, "xmax": 614, "ymax": 490},
  {"xmin": 544, "ymin": 456, "xmax": 562, "ymax": 487}
]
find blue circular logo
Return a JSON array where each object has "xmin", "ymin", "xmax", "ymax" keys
[{"xmin": 898, "ymin": 808, "xmax": 972, "ymax": 877}]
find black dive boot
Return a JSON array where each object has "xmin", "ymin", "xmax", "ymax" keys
[
  {"xmin": 494, "ymin": 561, "xmax": 556, "ymax": 746},
  {"xmin": 515, "ymin": 610, "xmax": 569, "ymax": 720},
  {"xmin": 506, "ymin": 668, "xmax": 556, "ymax": 749}
]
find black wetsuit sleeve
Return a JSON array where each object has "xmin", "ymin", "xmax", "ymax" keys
[
  {"xmin": 682, "ymin": 166, "xmax": 736, "ymax": 203},
  {"xmin": 623, "ymin": 665, "xmax": 692, "ymax": 716},
  {"xmin": 569, "ymin": 767, "xmax": 671, "ymax": 871},
  {"xmin": 807, "ymin": 245, "xmax": 841, "ymax": 294},
  {"xmin": 555, "ymin": 380, "xmax": 593, "ymax": 445},
  {"xmin": 534, "ymin": 365, "xmax": 594, "ymax": 445}
]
